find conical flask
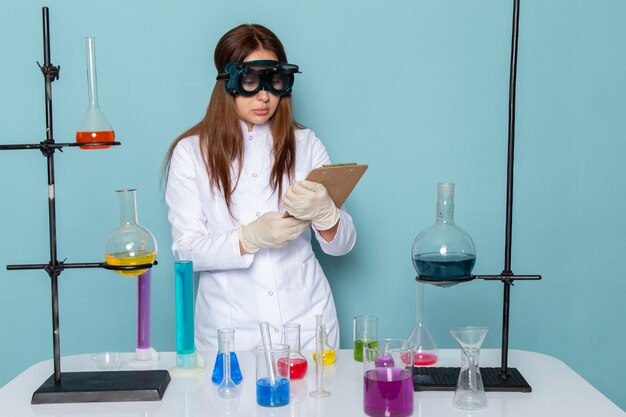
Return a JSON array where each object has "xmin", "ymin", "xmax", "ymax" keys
[
  {"xmin": 412, "ymin": 182, "xmax": 476, "ymax": 286},
  {"xmin": 407, "ymin": 282, "xmax": 438, "ymax": 365},
  {"xmin": 212, "ymin": 329, "xmax": 243, "ymax": 385},
  {"xmin": 76, "ymin": 36, "xmax": 115, "ymax": 149},
  {"xmin": 217, "ymin": 329, "xmax": 240, "ymax": 399},
  {"xmin": 104, "ymin": 189, "xmax": 157, "ymax": 276}
]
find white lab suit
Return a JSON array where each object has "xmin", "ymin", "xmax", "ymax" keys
[{"xmin": 165, "ymin": 121, "xmax": 356, "ymax": 351}]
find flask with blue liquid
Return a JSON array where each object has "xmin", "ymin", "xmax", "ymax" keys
[
  {"xmin": 211, "ymin": 328, "xmax": 243, "ymax": 385},
  {"xmin": 412, "ymin": 182, "xmax": 476, "ymax": 286}
]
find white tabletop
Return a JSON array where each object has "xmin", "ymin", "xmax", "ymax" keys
[{"xmin": 0, "ymin": 349, "xmax": 623, "ymax": 417}]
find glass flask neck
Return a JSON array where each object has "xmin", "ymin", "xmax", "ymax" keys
[
  {"xmin": 85, "ymin": 37, "xmax": 100, "ymax": 108},
  {"xmin": 435, "ymin": 182, "xmax": 455, "ymax": 224},
  {"xmin": 117, "ymin": 189, "xmax": 138, "ymax": 225},
  {"xmin": 283, "ymin": 324, "xmax": 302, "ymax": 354},
  {"xmin": 218, "ymin": 329, "xmax": 235, "ymax": 354}
]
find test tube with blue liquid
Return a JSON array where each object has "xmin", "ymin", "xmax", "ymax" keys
[{"xmin": 174, "ymin": 249, "xmax": 197, "ymax": 369}]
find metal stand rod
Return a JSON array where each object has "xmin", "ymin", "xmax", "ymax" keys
[
  {"xmin": 501, "ymin": 0, "xmax": 521, "ymax": 378},
  {"xmin": 0, "ymin": 141, "xmax": 121, "ymax": 151},
  {"xmin": 7, "ymin": 261, "xmax": 157, "ymax": 271},
  {"xmin": 475, "ymin": 275, "xmax": 540, "ymax": 281},
  {"xmin": 39, "ymin": 6, "xmax": 62, "ymax": 385}
]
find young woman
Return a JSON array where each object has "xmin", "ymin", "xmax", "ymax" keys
[{"xmin": 165, "ymin": 24, "xmax": 356, "ymax": 351}]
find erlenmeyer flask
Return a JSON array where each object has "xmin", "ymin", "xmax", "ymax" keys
[
  {"xmin": 450, "ymin": 326, "xmax": 489, "ymax": 411},
  {"xmin": 76, "ymin": 37, "xmax": 115, "ymax": 150},
  {"xmin": 407, "ymin": 282, "xmax": 438, "ymax": 366},
  {"xmin": 212, "ymin": 329, "xmax": 243, "ymax": 385},
  {"xmin": 412, "ymin": 182, "xmax": 476, "ymax": 286},
  {"xmin": 104, "ymin": 189, "xmax": 157, "ymax": 276},
  {"xmin": 280, "ymin": 323, "xmax": 308, "ymax": 380},
  {"xmin": 217, "ymin": 329, "xmax": 240, "ymax": 399}
]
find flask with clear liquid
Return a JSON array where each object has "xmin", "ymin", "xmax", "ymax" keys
[
  {"xmin": 412, "ymin": 182, "xmax": 476, "ymax": 286},
  {"xmin": 104, "ymin": 189, "xmax": 157, "ymax": 276},
  {"xmin": 212, "ymin": 329, "xmax": 243, "ymax": 385},
  {"xmin": 76, "ymin": 37, "xmax": 115, "ymax": 149}
]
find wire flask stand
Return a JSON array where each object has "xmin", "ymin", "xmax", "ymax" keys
[
  {"xmin": 0, "ymin": 7, "xmax": 168, "ymax": 403},
  {"xmin": 413, "ymin": 0, "xmax": 542, "ymax": 392}
]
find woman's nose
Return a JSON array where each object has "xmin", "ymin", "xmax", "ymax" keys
[{"xmin": 256, "ymin": 89, "xmax": 270, "ymax": 101}]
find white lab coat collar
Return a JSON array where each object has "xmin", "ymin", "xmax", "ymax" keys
[{"xmin": 239, "ymin": 120, "xmax": 270, "ymax": 136}]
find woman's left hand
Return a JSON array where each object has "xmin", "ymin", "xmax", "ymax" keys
[{"xmin": 284, "ymin": 180, "xmax": 340, "ymax": 231}]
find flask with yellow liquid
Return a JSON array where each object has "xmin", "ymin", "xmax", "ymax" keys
[
  {"xmin": 312, "ymin": 328, "xmax": 336, "ymax": 365},
  {"xmin": 104, "ymin": 189, "xmax": 157, "ymax": 276}
]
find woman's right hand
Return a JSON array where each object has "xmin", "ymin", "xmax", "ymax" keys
[{"xmin": 238, "ymin": 212, "xmax": 311, "ymax": 254}]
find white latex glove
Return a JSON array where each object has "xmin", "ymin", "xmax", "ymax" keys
[
  {"xmin": 283, "ymin": 180, "xmax": 340, "ymax": 231},
  {"xmin": 239, "ymin": 212, "xmax": 311, "ymax": 254}
]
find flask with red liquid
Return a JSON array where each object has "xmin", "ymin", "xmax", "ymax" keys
[
  {"xmin": 278, "ymin": 323, "xmax": 308, "ymax": 380},
  {"xmin": 407, "ymin": 282, "xmax": 439, "ymax": 366},
  {"xmin": 76, "ymin": 36, "xmax": 115, "ymax": 149}
]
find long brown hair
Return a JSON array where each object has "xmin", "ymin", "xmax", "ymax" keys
[{"xmin": 164, "ymin": 24, "xmax": 299, "ymax": 213}]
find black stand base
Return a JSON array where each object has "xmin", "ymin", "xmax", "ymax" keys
[
  {"xmin": 413, "ymin": 367, "xmax": 531, "ymax": 392},
  {"xmin": 31, "ymin": 370, "xmax": 171, "ymax": 404}
]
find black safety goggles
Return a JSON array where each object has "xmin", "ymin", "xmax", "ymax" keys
[{"xmin": 217, "ymin": 60, "xmax": 300, "ymax": 97}]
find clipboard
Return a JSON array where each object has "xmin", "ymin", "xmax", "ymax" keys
[{"xmin": 284, "ymin": 163, "xmax": 368, "ymax": 217}]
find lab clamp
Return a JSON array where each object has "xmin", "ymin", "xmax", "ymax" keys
[
  {"xmin": 0, "ymin": 8, "xmax": 168, "ymax": 403},
  {"xmin": 410, "ymin": 0, "xmax": 541, "ymax": 393}
]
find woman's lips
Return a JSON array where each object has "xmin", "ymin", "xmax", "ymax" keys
[{"xmin": 253, "ymin": 108, "xmax": 269, "ymax": 116}]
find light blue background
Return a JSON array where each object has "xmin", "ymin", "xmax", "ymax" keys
[{"xmin": 1, "ymin": 0, "xmax": 625, "ymax": 411}]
